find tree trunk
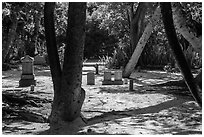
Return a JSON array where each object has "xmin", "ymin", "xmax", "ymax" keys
[
  {"xmin": 2, "ymin": 12, "xmax": 17, "ymax": 63},
  {"xmin": 123, "ymin": 7, "xmax": 160, "ymax": 78},
  {"xmin": 172, "ymin": 2, "xmax": 202, "ymax": 56},
  {"xmin": 60, "ymin": 2, "xmax": 86, "ymax": 122},
  {"xmin": 160, "ymin": 2, "xmax": 202, "ymax": 107},
  {"xmin": 128, "ymin": 3, "xmax": 146, "ymax": 57},
  {"xmin": 44, "ymin": 2, "xmax": 86, "ymax": 124}
]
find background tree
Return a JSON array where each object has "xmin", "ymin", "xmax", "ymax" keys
[
  {"xmin": 2, "ymin": 2, "xmax": 45, "ymax": 64},
  {"xmin": 44, "ymin": 2, "xmax": 86, "ymax": 124},
  {"xmin": 2, "ymin": 2, "xmax": 21, "ymax": 63}
]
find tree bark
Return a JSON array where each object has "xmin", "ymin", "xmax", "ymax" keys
[
  {"xmin": 61, "ymin": 2, "xmax": 86, "ymax": 121},
  {"xmin": 160, "ymin": 2, "xmax": 202, "ymax": 107},
  {"xmin": 123, "ymin": 7, "xmax": 160, "ymax": 78},
  {"xmin": 172, "ymin": 2, "xmax": 202, "ymax": 56},
  {"xmin": 44, "ymin": 2, "xmax": 86, "ymax": 124}
]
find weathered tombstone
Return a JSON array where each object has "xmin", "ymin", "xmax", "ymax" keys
[
  {"xmin": 87, "ymin": 72, "xmax": 95, "ymax": 85},
  {"xmin": 19, "ymin": 55, "xmax": 36, "ymax": 87},
  {"xmin": 113, "ymin": 70, "xmax": 123, "ymax": 85},
  {"xmin": 124, "ymin": 78, "xmax": 128, "ymax": 84},
  {"xmin": 30, "ymin": 85, "xmax": 35, "ymax": 91},
  {"xmin": 34, "ymin": 54, "xmax": 46, "ymax": 65},
  {"xmin": 102, "ymin": 71, "xmax": 112, "ymax": 85}
]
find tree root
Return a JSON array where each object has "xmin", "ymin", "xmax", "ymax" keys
[{"xmin": 3, "ymin": 107, "xmax": 48, "ymax": 123}]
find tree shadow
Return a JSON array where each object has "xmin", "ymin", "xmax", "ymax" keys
[
  {"xmin": 173, "ymin": 130, "xmax": 202, "ymax": 135},
  {"xmin": 99, "ymin": 80, "xmax": 191, "ymax": 98},
  {"xmin": 84, "ymin": 98, "xmax": 201, "ymax": 135}
]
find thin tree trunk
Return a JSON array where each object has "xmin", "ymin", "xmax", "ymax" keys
[
  {"xmin": 172, "ymin": 2, "xmax": 202, "ymax": 56},
  {"xmin": 123, "ymin": 7, "xmax": 160, "ymax": 78},
  {"xmin": 44, "ymin": 2, "xmax": 63, "ymax": 123},
  {"xmin": 160, "ymin": 2, "xmax": 202, "ymax": 107}
]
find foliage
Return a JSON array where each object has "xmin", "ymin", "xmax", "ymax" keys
[
  {"xmin": 2, "ymin": 2, "xmax": 202, "ymax": 70},
  {"xmin": 99, "ymin": 55, "xmax": 114, "ymax": 69},
  {"xmin": 2, "ymin": 2, "xmax": 45, "ymax": 61},
  {"xmin": 85, "ymin": 17, "xmax": 118, "ymax": 59}
]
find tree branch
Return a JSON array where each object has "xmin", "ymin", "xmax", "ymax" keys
[{"xmin": 44, "ymin": 2, "xmax": 62, "ymax": 83}]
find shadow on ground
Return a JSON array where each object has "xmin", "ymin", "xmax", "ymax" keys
[{"xmin": 36, "ymin": 96, "xmax": 201, "ymax": 135}]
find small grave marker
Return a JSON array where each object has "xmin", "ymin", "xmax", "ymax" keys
[
  {"xmin": 102, "ymin": 71, "xmax": 112, "ymax": 85},
  {"xmin": 114, "ymin": 71, "xmax": 123, "ymax": 85},
  {"xmin": 102, "ymin": 70, "xmax": 123, "ymax": 85},
  {"xmin": 34, "ymin": 54, "xmax": 46, "ymax": 65},
  {"xmin": 87, "ymin": 72, "xmax": 95, "ymax": 85}
]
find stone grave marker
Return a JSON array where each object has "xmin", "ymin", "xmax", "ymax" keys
[
  {"xmin": 34, "ymin": 54, "xmax": 46, "ymax": 65},
  {"xmin": 114, "ymin": 70, "xmax": 123, "ymax": 85},
  {"xmin": 19, "ymin": 55, "xmax": 36, "ymax": 87},
  {"xmin": 87, "ymin": 72, "xmax": 95, "ymax": 85},
  {"xmin": 102, "ymin": 71, "xmax": 112, "ymax": 85},
  {"xmin": 102, "ymin": 70, "xmax": 124, "ymax": 85}
]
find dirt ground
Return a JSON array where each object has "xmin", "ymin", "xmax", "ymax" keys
[{"xmin": 2, "ymin": 65, "xmax": 202, "ymax": 135}]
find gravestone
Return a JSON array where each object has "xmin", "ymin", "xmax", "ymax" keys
[
  {"xmin": 34, "ymin": 54, "xmax": 46, "ymax": 65},
  {"xmin": 87, "ymin": 72, "xmax": 95, "ymax": 85},
  {"xmin": 102, "ymin": 70, "xmax": 123, "ymax": 85},
  {"xmin": 114, "ymin": 71, "xmax": 123, "ymax": 85},
  {"xmin": 19, "ymin": 55, "xmax": 36, "ymax": 87},
  {"xmin": 102, "ymin": 71, "xmax": 112, "ymax": 85},
  {"xmin": 124, "ymin": 78, "xmax": 128, "ymax": 84}
]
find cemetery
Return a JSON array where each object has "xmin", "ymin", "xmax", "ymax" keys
[{"xmin": 2, "ymin": 2, "xmax": 202, "ymax": 135}]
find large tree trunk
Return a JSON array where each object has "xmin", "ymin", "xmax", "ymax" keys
[
  {"xmin": 60, "ymin": 2, "xmax": 86, "ymax": 121},
  {"xmin": 44, "ymin": 2, "xmax": 86, "ymax": 124},
  {"xmin": 123, "ymin": 7, "xmax": 160, "ymax": 78},
  {"xmin": 172, "ymin": 2, "xmax": 202, "ymax": 56},
  {"xmin": 160, "ymin": 2, "xmax": 202, "ymax": 107}
]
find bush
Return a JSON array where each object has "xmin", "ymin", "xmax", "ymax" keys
[{"xmin": 99, "ymin": 55, "xmax": 114, "ymax": 69}]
